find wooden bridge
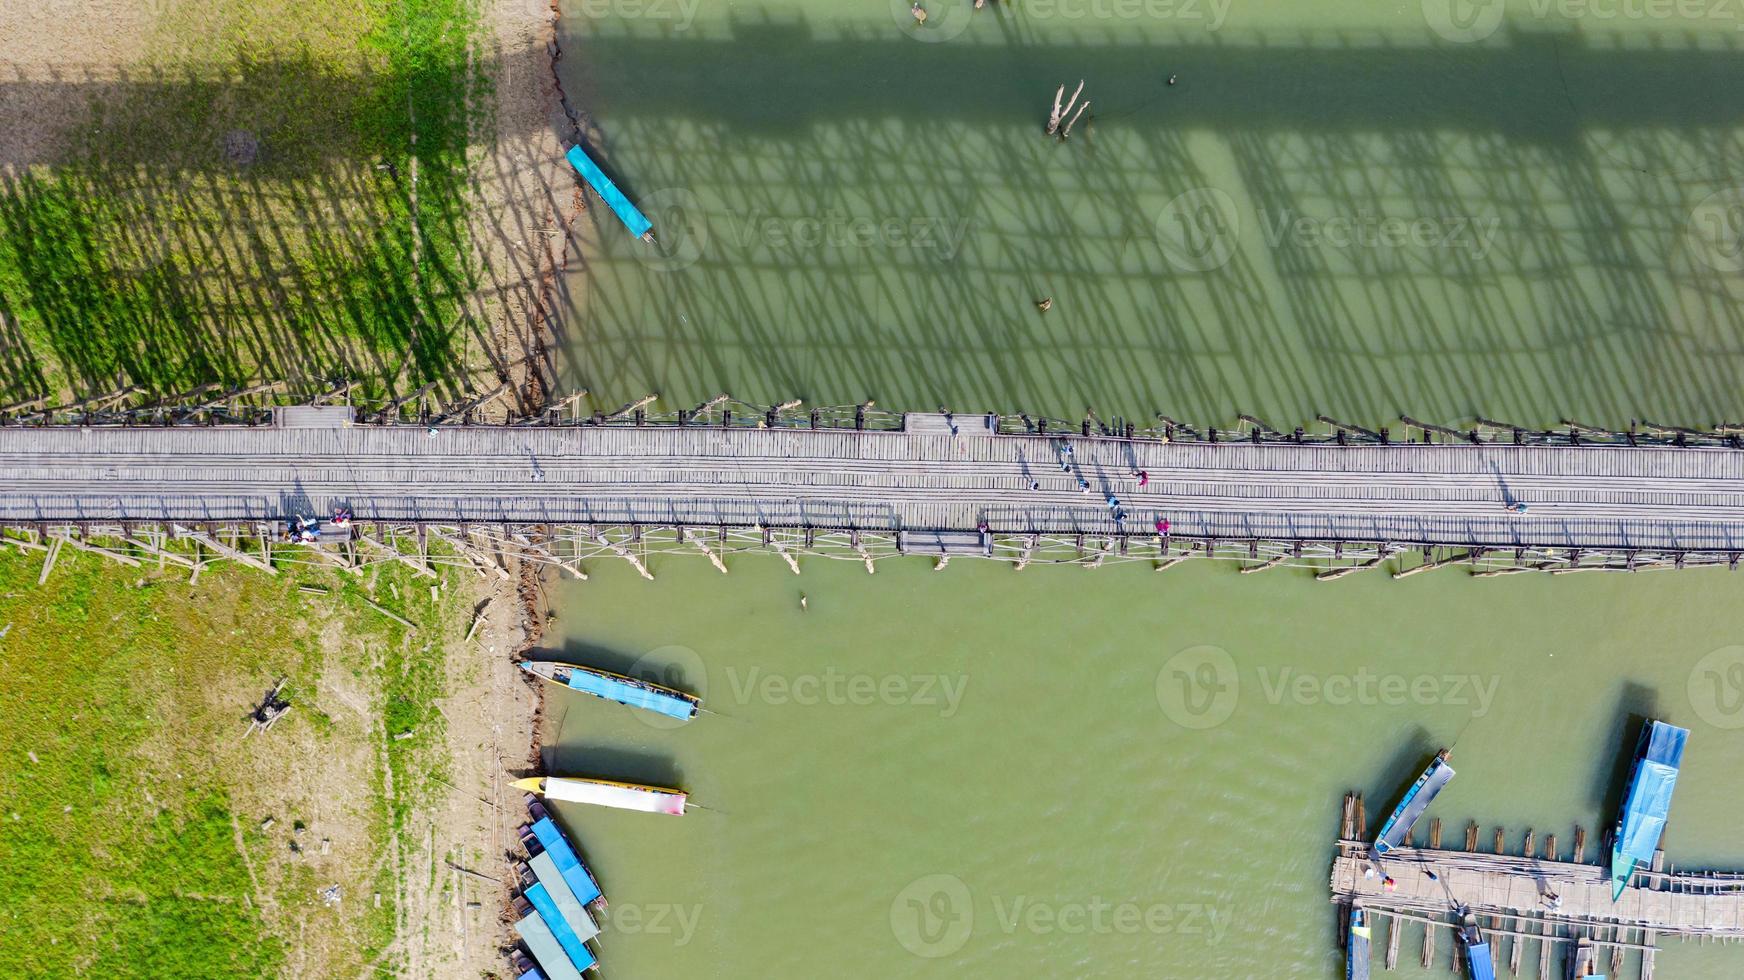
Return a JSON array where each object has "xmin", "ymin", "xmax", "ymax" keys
[
  {"xmin": 4, "ymin": 405, "xmax": 1744, "ymax": 578},
  {"xmin": 1331, "ymin": 797, "xmax": 1744, "ymax": 980}
]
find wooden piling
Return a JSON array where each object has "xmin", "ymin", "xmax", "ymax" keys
[{"xmin": 1386, "ymin": 912, "xmax": 1401, "ymax": 970}]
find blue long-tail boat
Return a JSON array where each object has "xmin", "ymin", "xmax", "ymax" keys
[
  {"xmin": 1374, "ymin": 749, "xmax": 1455, "ymax": 854},
  {"xmin": 565, "ymin": 144, "xmax": 654, "ymax": 243},
  {"xmin": 1456, "ymin": 908, "xmax": 1496, "ymax": 980},
  {"xmin": 1610, "ymin": 720, "xmax": 1689, "ymax": 900},
  {"xmin": 1346, "ymin": 905, "xmax": 1371, "ymax": 980},
  {"xmin": 519, "ymin": 659, "xmax": 700, "ymax": 722},
  {"xmin": 520, "ymin": 798, "xmax": 607, "ymax": 909}
]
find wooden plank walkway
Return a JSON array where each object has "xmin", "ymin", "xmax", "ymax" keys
[
  {"xmin": 3, "ymin": 414, "xmax": 1744, "ymax": 550},
  {"xmin": 1331, "ymin": 845, "xmax": 1744, "ymax": 939}
]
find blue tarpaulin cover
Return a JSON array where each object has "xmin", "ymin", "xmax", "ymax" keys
[
  {"xmin": 529, "ymin": 852, "xmax": 602, "ymax": 942},
  {"xmin": 566, "ymin": 145, "xmax": 653, "ymax": 240},
  {"xmin": 530, "ymin": 816, "xmax": 603, "ymax": 906},
  {"xmin": 514, "ymin": 912, "xmax": 590, "ymax": 980},
  {"xmin": 1611, "ymin": 721, "xmax": 1689, "ymax": 899},
  {"xmin": 518, "ymin": 968, "xmax": 548, "ymax": 980},
  {"xmin": 564, "ymin": 667, "xmax": 695, "ymax": 720},
  {"xmin": 526, "ymin": 882, "xmax": 595, "ymax": 972},
  {"xmin": 1465, "ymin": 942, "xmax": 1496, "ymax": 980}
]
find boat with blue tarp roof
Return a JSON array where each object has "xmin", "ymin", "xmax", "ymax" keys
[
  {"xmin": 519, "ymin": 659, "xmax": 700, "ymax": 722},
  {"xmin": 1610, "ymin": 720, "xmax": 1689, "ymax": 900}
]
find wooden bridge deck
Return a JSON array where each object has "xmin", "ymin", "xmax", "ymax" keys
[
  {"xmin": 1331, "ymin": 845, "xmax": 1744, "ymax": 939},
  {"xmin": 3, "ymin": 415, "xmax": 1744, "ymax": 550}
]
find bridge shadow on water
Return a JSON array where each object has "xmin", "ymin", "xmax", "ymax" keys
[{"xmin": 554, "ymin": 14, "xmax": 1744, "ymax": 430}]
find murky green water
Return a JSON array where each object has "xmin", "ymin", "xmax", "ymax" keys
[
  {"xmin": 547, "ymin": 3, "xmax": 1744, "ymax": 978},
  {"xmin": 544, "ymin": 558, "xmax": 1744, "ymax": 979},
  {"xmin": 557, "ymin": 1, "xmax": 1744, "ymax": 428}
]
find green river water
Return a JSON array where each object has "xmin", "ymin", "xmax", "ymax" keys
[{"xmin": 549, "ymin": 2, "xmax": 1744, "ymax": 977}]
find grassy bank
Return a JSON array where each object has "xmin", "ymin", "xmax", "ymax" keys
[
  {"xmin": 0, "ymin": 549, "xmax": 462, "ymax": 977},
  {"xmin": 0, "ymin": 0, "xmax": 490, "ymax": 405}
]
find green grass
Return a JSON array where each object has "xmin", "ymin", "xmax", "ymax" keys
[
  {"xmin": 0, "ymin": 0, "xmax": 492, "ymax": 404},
  {"xmin": 0, "ymin": 546, "xmax": 467, "ymax": 977},
  {"xmin": 0, "ymin": 557, "xmax": 291, "ymax": 977}
]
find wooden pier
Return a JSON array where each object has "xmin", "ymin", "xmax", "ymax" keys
[
  {"xmin": 1333, "ymin": 795, "xmax": 1744, "ymax": 979},
  {"xmin": 7, "ymin": 401, "xmax": 1744, "ymax": 579}
]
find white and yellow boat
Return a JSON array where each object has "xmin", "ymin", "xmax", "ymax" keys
[{"xmin": 514, "ymin": 775, "xmax": 688, "ymax": 816}]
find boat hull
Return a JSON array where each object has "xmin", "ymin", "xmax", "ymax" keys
[
  {"xmin": 519, "ymin": 660, "xmax": 700, "ymax": 721},
  {"xmin": 1375, "ymin": 753, "xmax": 1455, "ymax": 854},
  {"xmin": 1347, "ymin": 907, "xmax": 1371, "ymax": 980},
  {"xmin": 515, "ymin": 776, "xmax": 688, "ymax": 816}
]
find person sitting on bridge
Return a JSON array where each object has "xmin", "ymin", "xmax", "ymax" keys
[{"xmin": 332, "ymin": 507, "xmax": 353, "ymax": 526}]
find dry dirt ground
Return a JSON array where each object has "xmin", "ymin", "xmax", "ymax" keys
[{"xmin": 0, "ymin": 0, "xmax": 578, "ymax": 976}]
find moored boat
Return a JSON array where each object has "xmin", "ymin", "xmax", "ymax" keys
[
  {"xmin": 1347, "ymin": 904, "xmax": 1371, "ymax": 980},
  {"xmin": 1566, "ymin": 936, "xmax": 1604, "ymax": 979},
  {"xmin": 1374, "ymin": 749, "xmax": 1455, "ymax": 854},
  {"xmin": 1610, "ymin": 720, "xmax": 1689, "ymax": 900},
  {"xmin": 521, "ymin": 798, "xmax": 607, "ymax": 910},
  {"xmin": 565, "ymin": 144, "xmax": 655, "ymax": 244},
  {"xmin": 518, "ymin": 660, "xmax": 700, "ymax": 721},
  {"xmin": 513, "ymin": 897, "xmax": 597, "ymax": 979},
  {"xmin": 514, "ymin": 775, "xmax": 688, "ymax": 816},
  {"xmin": 1455, "ymin": 908, "xmax": 1496, "ymax": 980}
]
